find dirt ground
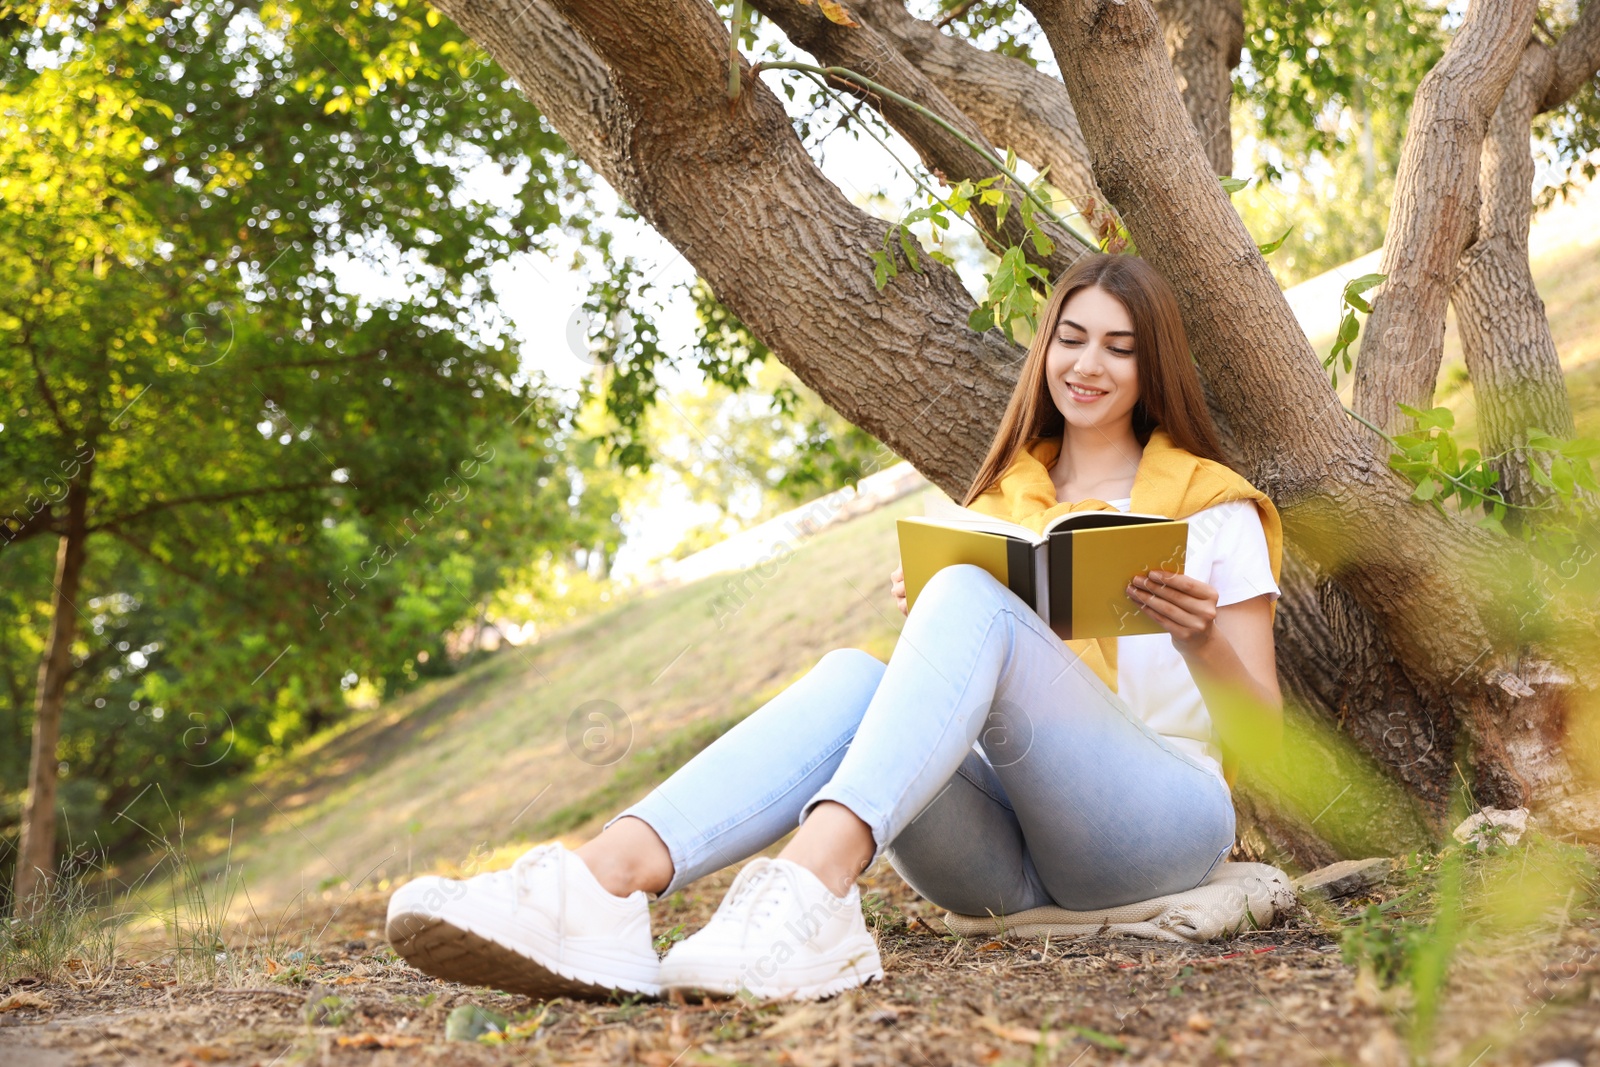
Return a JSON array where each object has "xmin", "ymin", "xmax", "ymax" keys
[{"xmin": 5, "ymin": 853, "xmax": 1600, "ymax": 1067}]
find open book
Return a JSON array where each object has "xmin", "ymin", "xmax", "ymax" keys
[{"xmin": 896, "ymin": 495, "xmax": 1187, "ymax": 639}]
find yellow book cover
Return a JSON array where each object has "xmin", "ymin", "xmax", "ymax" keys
[{"xmin": 896, "ymin": 500, "xmax": 1186, "ymax": 640}]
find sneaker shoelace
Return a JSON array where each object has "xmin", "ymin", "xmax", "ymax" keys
[
  {"xmin": 714, "ymin": 860, "xmax": 818, "ymax": 949},
  {"xmin": 475, "ymin": 845, "xmax": 568, "ymax": 940}
]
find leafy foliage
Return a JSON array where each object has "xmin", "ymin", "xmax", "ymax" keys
[
  {"xmin": 0, "ymin": 0, "xmax": 615, "ymax": 861},
  {"xmin": 1382, "ymin": 402, "xmax": 1600, "ymax": 569},
  {"xmin": 869, "ymin": 159, "xmax": 1069, "ymax": 345},
  {"xmin": 1324, "ymin": 272, "xmax": 1386, "ymax": 387},
  {"xmin": 1232, "ymin": 0, "xmax": 1445, "ymax": 283}
]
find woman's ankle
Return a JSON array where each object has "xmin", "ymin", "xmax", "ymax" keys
[
  {"xmin": 778, "ymin": 801, "xmax": 875, "ymax": 898},
  {"xmin": 573, "ymin": 817, "xmax": 675, "ymax": 898}
]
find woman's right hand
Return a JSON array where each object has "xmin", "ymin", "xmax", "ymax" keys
[{"xmin": 890, "ymin": 562, "xmax": 907, "ymax": 617}]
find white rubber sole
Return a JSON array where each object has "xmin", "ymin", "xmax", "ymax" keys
[
  {"xmin": 387, "ymin": 908, "xmax": 662, "ymax": 1000},
  {"xmin": 659, "ymin": 944, "xmax": 884, "ymax": 1001}
]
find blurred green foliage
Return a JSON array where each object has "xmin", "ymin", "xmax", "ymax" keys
[{"xmin": 0, "ymin": 0, "xmax": 612, "ymax": 868}]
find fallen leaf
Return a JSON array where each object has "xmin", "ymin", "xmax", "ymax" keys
[
  {"xmin": 975, "ymin": 1016, "xmax": 1058, "ymax": 1048},
  {"xmin": 977, "ymin": 940, "xmax": 1006, "ymax": 952},
  {"xmin": 0, "ymin": 992, "xmax": 53, "ymax": 1012},
  {"xmin": 336, "ymin": 1033, "xmax": 425, "ymax": 1049},
  {"xmin": 817, "ymin": 0, "xmax": 861, "ymax": 27},
  {"xmin": 185, "ymin": 1045, "xmax": 231, "ymax": 1062},
  {"xmin": 1186, "ymin": 1011, "xmax": 1213, "ymax": 1033},
  {"xmin": 332, "ymin": 975, "xmax": 364, "ymax": 985}
]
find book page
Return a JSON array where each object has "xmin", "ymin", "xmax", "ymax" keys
[{"xmin": 919, "ymin": 495, "xmax": 1042, "ymax": 542}]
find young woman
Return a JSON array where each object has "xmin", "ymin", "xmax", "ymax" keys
[{"xmin": 385, "ymin": 253, "xmax": 1285, "ymax": 1004}]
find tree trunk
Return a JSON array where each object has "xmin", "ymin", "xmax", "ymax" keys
[
  {"xmin": 1150, "ymin": 0, "xmax": 1242, "ymax": 175},
  {"xmin": 1449, "ymin": 44, "xmax": 1575, "ymax": 517},
  {"xmin": 1450, "ymin": 0, "xmax": 1600, "ymax": 519},
  {"xmin": 1022, "ymin": 0, "xmax": 1600, "ymax": 854},
  {"xmin": 13, "ymin": 477, "xmax": 89, "ymax": 913},
  {"xmin": 1351, "ymin": 0, "xmax": 1538, "ymax": 436}
]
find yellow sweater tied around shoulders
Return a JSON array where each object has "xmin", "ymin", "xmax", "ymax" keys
[{"xmin": 965, "ymin": 428, "xmax": 1284, "ymax": 784}]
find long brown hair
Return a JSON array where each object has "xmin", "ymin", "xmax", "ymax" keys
[{"xmin": 960, "ymin": 254, "xmax": 1234, "ymax": 506}]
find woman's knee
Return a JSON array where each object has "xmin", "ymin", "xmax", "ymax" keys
[
  {"xmin": 814, "ymin": 647, "xmax": 887, "ymax": 688},
  {"xmin": 913, "ymin": 563, "xmax": 1008, "ymax": 618}
]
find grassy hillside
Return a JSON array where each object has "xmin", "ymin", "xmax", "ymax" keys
[{"xmin": 131, "ymin": 484, "xmax": 931, "ymax": 918}]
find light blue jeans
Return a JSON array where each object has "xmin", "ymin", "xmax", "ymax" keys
[{"xmin": 614, "ymin": 563, "xmax": 1237, "ymax": 914}]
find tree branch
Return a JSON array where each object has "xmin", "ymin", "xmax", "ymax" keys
[
  {"xmin": 0, "ymin": 503, "xmax": 59, "ymax": 548},
  {"xmin": 1351, "ymin": 0, "xmax": 1539, "ymax": 435},
  {"xmin": 1150, "ymin": 0, "xmax": 1243, "ymax": 175},
  {"xmin": 853, "ymin": 0, "xmax": 1102, "ymax": 207},
  {"xmin": 90, "ymin": 481, "xmax": 329, "ymax": 534},
  {"xmin": 25, "ymin": 326, "xmax": 74, "ymax": 443},
  {"xmin": 1447, "ymin": 0, "xmax": 1600, "ymax": 514},
  {"xmin": 1544, "ymin": 0, "xmax": 1600, "ymax": 110},
  {"xmin": 433, "ymin": 0, "xmax": 1028, "ymax": 495},
  {"xmin": 748, "ymin": 0, "xmax": 1088, "ymax": 273}
]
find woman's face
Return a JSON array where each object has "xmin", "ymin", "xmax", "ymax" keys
[{"xmin": 1043, "ymin": 284, "xmax": 1141, "ymax": 434}]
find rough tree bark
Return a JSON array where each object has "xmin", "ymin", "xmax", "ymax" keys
[
  {"xmin": 1451, "ymin": 4, "xmax": 1600, "ymax": 513},
  {"xmin": 1352, "ymin": 0, "xmax": 1539, "ymax": 436},
  {"xmin": 1151, "ymin": 0, "xmax": 1243, "ymax": 176},
  {"xmin": 14, "ymin": 476, "xmax": 90, "ymax": 911},
  {"xmin": 435, "ymin": 0, "xmax": 1600, "ymax": 868}
]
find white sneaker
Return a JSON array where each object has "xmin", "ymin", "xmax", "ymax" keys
[
  {"xmin": 659, "ymin": 858, "xmax": 883, "ymax": 1001},
  {"xmin": 385, "ymin": 843, "xmax": 660, "ymax": 999}
]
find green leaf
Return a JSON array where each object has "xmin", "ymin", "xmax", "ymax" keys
[
  {"xmin": 968, "ymin": 304, "xmax": 995, "ymax": 333},
  {"xmin": 1561, "ymin": 436, "xmax": 1600, "ymax": 460},
  {"xmin": 897, "ymin": 226, "xmax": 921, "ymax": 272},
  {"xmin": 1219, "ymin": 176, "xmax": 1249, "ymax": 194},
  {"xmin": 1476, "ymin": 513, "xmax": 1508, "ymax": 537},
  {"xmin": 1326, "ymin": 310, "xmax": 1360, "ymax": 369},
  {"xmin": 1396, "ymin": 403, "xmax": 1453, "ymax": 431},
  {"xmin": 1551, "ymin": 455, "xmax": 1576, "ymax": 496},
  {"xmin": 871, "ymin": 250, "xmax": 892, "ymax": 290},
  {"xmin": 1436, "ymin": 431, "xmax": 1457, "ymax": 472},
  {"xmin": 1412, "ymin": 477, "xmax": 1438, "ymax": 502},
  {"xmin": 1341, "ymin": 273, "xmax": 1387, "ymax": 313},
  {"xmin": 1256, "ymin": 227, "xmax": 1293, "ymax": 256}
]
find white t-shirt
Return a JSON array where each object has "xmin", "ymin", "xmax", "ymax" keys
[{"xmin": 1104, "ymin": 497, "xmax": 1280, "ymax": 790}]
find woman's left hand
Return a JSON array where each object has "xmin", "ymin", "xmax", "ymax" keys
[{"xmin": 1125, "ymin": 569, "xmax": 1219, "ymax": 653}]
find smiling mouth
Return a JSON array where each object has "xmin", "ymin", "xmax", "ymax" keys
[{"xmin": 1067, "ymin": 382, "xmax": 1107, "ymax": 397}]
